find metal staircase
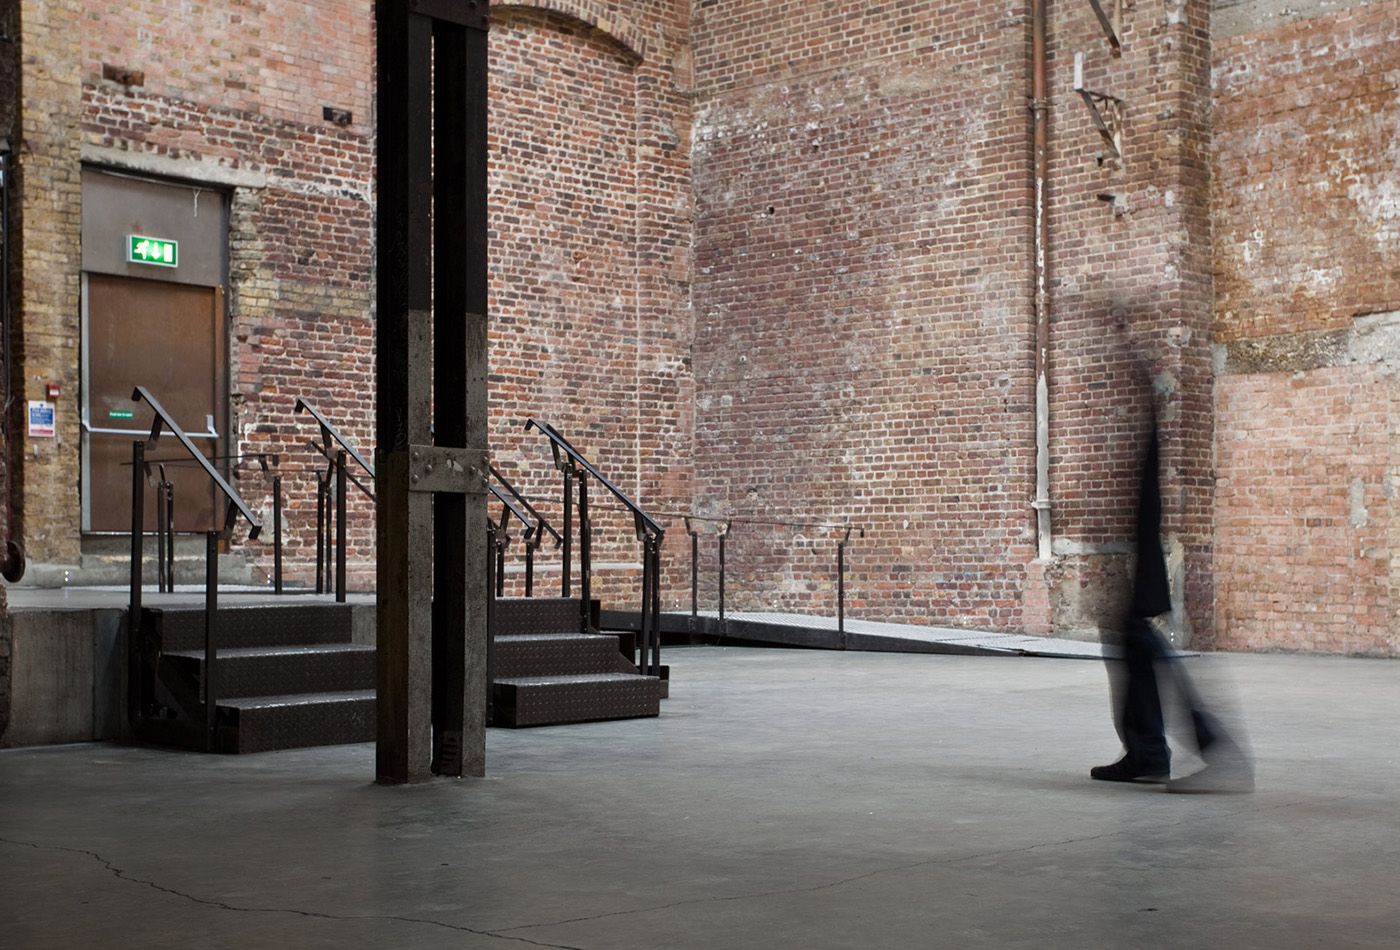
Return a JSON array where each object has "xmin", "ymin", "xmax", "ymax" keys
[
  {"xmin": 133, "ymin": 596, "xmax": 661, "ymax": 753},
  {"xmin": 135, "ymin": 603, "xmax": 374, "ymax": 753},
  {"xmin": 123, "ymin": 396, "xmax": 665, "ymax": 753},
  {"xmin": 491, "ymin": 597, "xmax": 663, "ymax": 727}
]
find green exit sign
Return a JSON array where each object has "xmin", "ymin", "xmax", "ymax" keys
[{"xmin": 127, "ymin": 235, "xmax": 179, "ymax": 268}]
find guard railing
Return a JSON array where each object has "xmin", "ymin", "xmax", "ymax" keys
[
  {"xmin": 489, "ymin": 464, "xmax": 562, "ymax": 597},
  {"xmin": 669, "ymin": 512, "xmax": 865, "ymax": 645},
  {"xmin": 525, "ymin": 419, "xmax": 665, "ymax": 679},
  {"xmin": 295, "ymin": 399, "xmax": 375, "ymax": 601},
  {"xmin": 128, "ymin": 386, "xmax": 262, "ymax": 751}
]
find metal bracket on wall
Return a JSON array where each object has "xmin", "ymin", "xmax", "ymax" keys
[
  {"xmin": 1087, "ymin": 0, "xmax": 1123, "ymax": 56},
  {"xmin": 1074, "ymin": 53, "xmax": 1124, "ymax": 159}
]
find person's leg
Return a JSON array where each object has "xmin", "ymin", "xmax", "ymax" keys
[
  {"xmin": 1120, "ymin": 618, "xmax": 1171, "ymax": 764},
  {"xmin": 1092, "ymin": 618, "xmax": 1171, "ymax": 782},
  {"xmin": 1159, "ymin": 651, "xmax": 1254, "ymax": 793}
]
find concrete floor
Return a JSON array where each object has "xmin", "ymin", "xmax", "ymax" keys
[{"xmin": 2, "ymin": 646, "xmax": 1397, "ymax": 949}]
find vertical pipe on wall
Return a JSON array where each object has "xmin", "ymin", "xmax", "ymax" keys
[
  {"xmin": 1031, "ymin": 0, "xmax": 1054, "ymax": 561},
  {"xmin": 0, "ymin": 145, "xmax": 24, "ymax": 582}
]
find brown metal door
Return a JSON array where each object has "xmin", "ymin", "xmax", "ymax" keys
[{"xmin": 84, "ymin": 273, "xmax": 227, "ymax": 533}]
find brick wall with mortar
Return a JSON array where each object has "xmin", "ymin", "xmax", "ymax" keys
[
  {"xmin": 12, "ymin": 0, "xmax": 84, "ymax": 569},
  {"xmin": 2, "ymin": 0, "xmax": 378, "ymax": 584},
  {"xmin": 0, "ymin": 3, "xmax": 17, "ymax": 739},
  {"xmin": 1042, "ymin": 0, "xmax": 1216, "ymax": 644},
  {"xmin": 690, "ymin": 1, "xmax": 1214, "ymax": 638},
  {"xmin": 12, "ymin": 1, "xmax": 693, "ymax": 598},
  {"xmin": 487, "ymin": 1, "xmax": 695, "ymax": 608},
  {"xmin": 1212, "ymin": 0, "xmax": 1399, "ymax": 654},
  {"xmin": 7, "ymin": 0, "xmax": 1393, "ymax": 657}
]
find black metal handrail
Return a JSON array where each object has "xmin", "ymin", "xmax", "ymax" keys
[
  {"xmin": 126, "ymin": 452, "xmax": 281, "ymax": 592},
  {"xmin": 489, "ymin": 465, "xmax": 562, "ymax": 597},
  {"xmin": 128, "ymin": 386, "xmax": 262, "ymax": 752},
  {"xmin": 295, "ymin": 399, "xmax": 373, "ymax": 601},
  {"xmin": 487, "ymin": 482, "xmax": 532, "ymax": 597},
  {"xmin": 525, "ymin": 420, "xmax": 664, "ymax": 679},
  {"xmin": 295, "ymin": 398, "xmax": 375, "ymax": 481},
  {"xmin": 666, "ymin": 511, "xmax": 865, "ymax": 644},
  {"xmin": 526, "ymin": 419, "xmax": 663, "ymax": 537}
]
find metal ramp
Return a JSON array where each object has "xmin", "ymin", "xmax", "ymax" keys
[{"xmin": 608, "ymin": 609, "xmax": 1112, "ymax": 659}]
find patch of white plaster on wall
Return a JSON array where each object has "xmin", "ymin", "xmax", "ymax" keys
[
  {"xmin": 1241, "ymin": 226, "xmax": 1265, "ymax": 265},
  {"xmin": 1347, "ymin": 172, "xmax": 1400, "ymax": 249},
  {"xmin": 1350, "ymin": 477, "xmax": 1369, "ymax": 528},
  {"xmin": 1289, "ymin": 261, "xmax": 1342, "ymax": 296},
  {"xmin": 1348, "ymin": 310, "xmax": 1400, "ymax": 368}
]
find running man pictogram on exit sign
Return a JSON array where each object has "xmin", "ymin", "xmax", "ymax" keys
[{"xmin": 127, "ymin": 234, "xmax": 179, "ymax": 268}]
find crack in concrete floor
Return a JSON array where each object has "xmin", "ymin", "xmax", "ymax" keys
[
  {"xmin": 7, "ymin": 795, "xmax": 1324, "ymax": 945},
  {"xmin": 0, "ymin": 837, "xmax": 585, "ymax": 950}
]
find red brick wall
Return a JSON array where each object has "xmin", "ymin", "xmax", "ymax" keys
[
  {"xmin": 691, "ymin": 1, "xmax": 1214, "ymax": 636},
  {"xmin": 488, "ymin": 4, "xmax": 694, "ymax": 606},
  {"xmin": 1044, "ymin": 0, "xmax": 1216, "ymax": 642},
  {"xmin": 11, "ymin": 1, "xmax": 691, "ymax": 594},
  {"xmin": 76, "ymin": 0, "xmax": 377, "ymax": 584},
  {"xmin": 691, "ymin": 2, "xmax": 1038, "ymax": 628},
  {"xmin": 1212, "ymin": 1, "xmax": 1400, "ymax": 655},
  {"xmin": 1214, "ymin": 2, "xmax": 1400, "ymax": 341},
  {"xmin": 1215, "ymin": 367, "xmax": 1395, "ymax": 654}
]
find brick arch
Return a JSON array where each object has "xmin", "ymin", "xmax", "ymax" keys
[{"xmin": 490, "ymin": 0, "xmax": 647, "ymax": 64}]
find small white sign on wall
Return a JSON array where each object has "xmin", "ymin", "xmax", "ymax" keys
[{"xmin": 28, "ymin": 401, "xmax": 56, "ymax": 438}]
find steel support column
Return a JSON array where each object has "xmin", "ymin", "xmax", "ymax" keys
[{"xmin": 376, "ymin": 0, "xmax": 490, "ymax": 784}]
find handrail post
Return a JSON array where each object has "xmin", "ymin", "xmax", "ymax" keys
[
  {"xmin": 638, "ymin": 534, "xmax": 652, "ymax": 674},
  {"xmin": 128, "ymin": 439, "xmax": 146, "ymax": 730},
  {"xmin": 335, "ymin": 450, "xmax": 348, "ymax": 603},
  {"xmin": 272, "ymin": 473, "xmax": 283, "ymax": 594},
  {"xmin": 650, "ymin": 534, "xmax": 663, "ymax": 676},
  {"xmin": 684, "ymin": 517, "xmax": 698, "ymax": 635},
  {"xmin": 155, "ymin": 468, "xmax": 167, "ymax": 593},
  {"xmin": 164, "ymin": 480, "xmax": 175, "ymax": 591},
  {"xmin": 524, "ymin": 531, "xmax": 535, "ymax": 597},
  {"xmin": 578, "ymin": 472, "xmax": 591, "ymax": 632},
  {"xmin": 837, "ymin": 527, "xmax": 851, "ymax": 648},
  {"xmin": 561, "ymin": 467, "xmax": 574, "ymax": 597},
  {"xmin": 315, "ymin": 472, "xmax": 327, "ymax": 594},
  {"xmin": 204, "ymin": 529, "xmax": 219, "ymax": 752},
  {"xmin": 485, "ymin": 522, "xmax": 498, "ymax": 726},
  {"xmin": 495, "ymin": 532, "xmax": 507, "ymax": 598},
  {"xmin": 718, "ymin": 520, "xmax": 730, "ymax": 636}
]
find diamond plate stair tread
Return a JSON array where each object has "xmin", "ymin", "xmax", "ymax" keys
[
  {"xmin": 496, "ymin": 672, "xmax": 656, "ymax": 686},
  {"xmin": 165, "ymin": 643, "xmax": 372, "ymax": 661},
  {"xmin": 220, "ymin": 689, "xmax": 376, "ymax": 709}
]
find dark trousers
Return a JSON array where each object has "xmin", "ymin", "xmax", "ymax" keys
[{"xmin": 1111, "ymin": 617, "xmax": 1219, "ymax": 767}]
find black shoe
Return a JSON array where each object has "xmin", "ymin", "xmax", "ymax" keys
[{"xmin": 1090, "ymin": 756, "xmax": 1170, "ymax": 784}]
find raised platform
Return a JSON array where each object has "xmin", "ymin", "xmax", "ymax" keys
[
  {"xmin": 605, "ymin": 609, "xmax": 1113, "ymax": 659},
  {"xmin": 5, "ymin": 586, "xmax": 1123, "ymax": 748}
]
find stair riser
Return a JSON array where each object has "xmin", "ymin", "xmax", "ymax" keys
[
  {"xmin": 222, "ymin": 698, "xmax": 376, "ymax": 754},
  {"xmin": 148, "ymin": 605, "xmax": 354, "ymax": 651},
  {"xmin": 166, "ymin": 650, "xmax": 375, "ymax": 699},
  {"xmin": 493, "ymin": 639, "xmax": 635, "ymax": 679},
  {"xmin": 492, "ymin": 680, "xmax": 660, "ymax": 728},
  {"xmin": 493, "ymin": 597, "xmax": 591, "ymax": 635}
]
